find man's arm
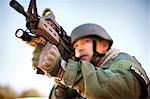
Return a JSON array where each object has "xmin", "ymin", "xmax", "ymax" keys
[
  {"xmin": 62, "ymin": 58, "xmax": 141, "ymax": 98},
  {"xmin": 34, "ymin": 44, "xmax": 142, "ymax": 98}
]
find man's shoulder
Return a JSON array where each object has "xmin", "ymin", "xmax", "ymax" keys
[
  {"xmin": 115, "ymin": 52, "xmax": 132, "ymax": 61},
  {"xmin": 107, "ymin": 52, "xmax": 150, "ymax": 98},
  {"xmin": 105, "ymin": 52, "xmax": 141, "ymax": 70},
  {"xmin": 113, "ymin": 52, "xmax": 141, "ymax": 65}
]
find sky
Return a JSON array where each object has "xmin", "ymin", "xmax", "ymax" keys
[{"xmin": 0, "ymin": 0, "xmax": 150, "ymax": 97}]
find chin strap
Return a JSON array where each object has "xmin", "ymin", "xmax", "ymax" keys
[{"xmin": 90, "ymin": 38, "xmax": 105, "ymax": 65}]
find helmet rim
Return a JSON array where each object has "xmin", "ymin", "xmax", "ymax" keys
[{"xmin": 71, "ymin": 23, "xmax": 113, "ymax": 47}]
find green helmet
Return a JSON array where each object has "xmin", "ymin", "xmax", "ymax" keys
[{"xmin": 71, "ymin": 23, "xmax": 113, "ymax": 47}]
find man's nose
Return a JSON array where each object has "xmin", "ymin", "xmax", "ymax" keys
[
  {"xmin": 78, "ymin": 44, "xmax": 85, "ymax": 52},
  {"xmin": 75, "ymin": 45, "xmax": 85, "ymax": 58}
]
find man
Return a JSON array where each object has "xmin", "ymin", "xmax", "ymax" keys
[{"xmin": 32, "ymin": 23, "xmax": 150, "ymax": 98}]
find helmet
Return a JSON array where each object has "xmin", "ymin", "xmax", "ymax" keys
[{"xmin": 71, "ymin": 23, "xmax": 113, "ymax": 47}]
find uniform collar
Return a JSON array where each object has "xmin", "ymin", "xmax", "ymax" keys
[{"xmin": 96, "ymin": 48, "xmax": 120, "ymax": 67}]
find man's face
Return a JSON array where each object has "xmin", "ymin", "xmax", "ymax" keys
[{"xmin": 73, "ymin": 37, "xmax": 93, "ymax": 61}]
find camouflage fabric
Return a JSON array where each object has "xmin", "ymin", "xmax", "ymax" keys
[{"xmin": 49, "ymin": 52, "xmax": 150, "ymax": 99}]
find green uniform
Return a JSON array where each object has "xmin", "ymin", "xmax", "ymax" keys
[{"xmin": 49, "ymin": 52, "xmax": 150, "ymax": 99}]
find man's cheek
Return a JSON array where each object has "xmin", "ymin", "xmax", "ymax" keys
[{"xmin": 75, "ymin": 50, "xmax": 80, "ymax": 58}]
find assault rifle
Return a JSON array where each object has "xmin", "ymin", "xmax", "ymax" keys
[{"xmin": 9, "ymin": 0, "xmax": 74, "ymax": 74}]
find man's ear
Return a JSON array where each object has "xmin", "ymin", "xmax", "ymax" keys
[
  {"xmin": 96, "ymin": 40, "xmax": 109, "ymax": 53},
  {"xmin": 101, "ymin": 40, "xmax": 109, "ymax": 53},
  {"xmin": 102, "ymin": 40, "xmax": 110, "ymax": 51}
]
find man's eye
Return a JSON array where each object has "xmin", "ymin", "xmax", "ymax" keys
[
  {"xmin": 84, "ymin": 39, "xmax": 92, "ymax": 43},
  {"xmin": 73, "ymin": 44, "xmax": 78, "ymax": 49}
]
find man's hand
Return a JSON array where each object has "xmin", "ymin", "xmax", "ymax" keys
[
  {"xmin": 32, "ymin": 42, "xmax": 65, "ymax": 78},
  {"xmin": 27, "ymin": 36, "xmax": 46, "ymax": 47},
  {"xmin": 38, "ymin": 42, "xmax": 61, "ymax": 74},
  {"xmin": 32, "ymin": 44, "xmax": 45, "ymax": 70}
]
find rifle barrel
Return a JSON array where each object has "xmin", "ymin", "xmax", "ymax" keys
[{"xmin": 10, "ymin": 0, "xmax": 27, "ymax": 17}]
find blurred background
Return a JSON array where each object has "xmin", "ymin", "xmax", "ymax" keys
[{"xmin": 0, "ymin": 0, "xmax": 149, "ymax": 98}]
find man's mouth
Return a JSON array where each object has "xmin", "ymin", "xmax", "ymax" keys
[
  {"xmin": 80, "ymin": 55, "xmax": 89, "ymax": 60},
  {"xmin": 76, "ymin": 51, "xmax": 90, "ymax": 60}
]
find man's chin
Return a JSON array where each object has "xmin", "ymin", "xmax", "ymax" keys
[{"xmin": 80, "ymin": 56, "xmax": 91, "ymax": 61}]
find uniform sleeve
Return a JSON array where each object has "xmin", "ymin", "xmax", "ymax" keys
[{"xmin": 62, "ymin": 59, "xmax": 141, "ymax": 98}]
